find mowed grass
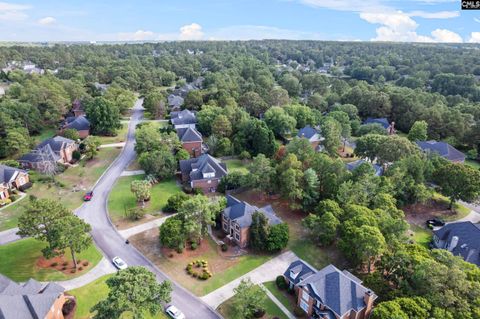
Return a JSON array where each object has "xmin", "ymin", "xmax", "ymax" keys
[
  {"xmin": 96, "ymin": 123, "xmax": 129, "ymax": 145},
  {"xmin": 217, "ymin": 284, "xmax": 288, "ymax": 319},
  {"xmin": 0, "ymin": 238, "xmax": 102, "ymax": 282},
  {"xmin": 263, "ymin": 281, "xmax": 296, "ymax": 311},
  {"xmin": 108, "ymin": 175, "xmax": 181, "ymax": 228},
  {"xmin": 33, "ymin": 127, "xmax": 57, "ymax": 144},
  {"xmin": 224, "ymin": 159, "xmax": 250, "ymax": 174},
  {"xmin": 466, "ymin": 159, "xmax": 480, "ymax": 170},
  {"xmin": 432, "ymin": 192, "xmax": 471, "ymax": 221},
  {"xmin": 0, "ymin": 147, "xmax": 121, "ymax": 231},
  {"xmin": 410, "ymin": 224, "xmax": 432, "ymax": 248},
  {"xmin": 68, "ymin": 274, "xmax": 169, "ymax": 319}
]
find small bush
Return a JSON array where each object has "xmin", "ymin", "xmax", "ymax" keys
[
  {"xmin": 51, "ymin": 262, "xmax": 58, "ymax": 267},
  {"xmin": 176, "ymin": 244, "xmax": 184, "ymax": 254},
  {"xmin": 61, "ymin": 266, "xmax": 67, "ymax": 271},
  {"xmin": 239, "ymin": 151, "xmax": 251, "ymax": 160},
  {"xmin": 70, "ymin": 269, "xmax": 76, "ymax": 274},
  {"xmin": 276, "ymin": 275, "xmax": 287, "ymax": 290},
  {"xmin": 62, "ymin": 262, "xmax": 68, "ymax": 266},
  {"xmin": 168, "ymin": 253, "xmax": 174, "ymax": 258},
  {"xmin": 72, "ymin": 150, "xmax": 81, "ymax": 161},
  {"xmin": 9, "ymin": 195, "xmax": 17, "ymax": 202},
  {"xmin": 192, "ymin": 188, "xmax": 203, "ymax": 195},
  {"xmin": 191, "ymin": 242, "xmax": 198, "ymax": 250},
  {"xmin": 293, "ymin": 306, "xmax": 306, "ymax": 317},
  {"xmin": 82, "ymin": 261, "xmax": 89, "ymax": 266},
  {"xmin": 253, "ymin": 309, "xmax": 266, "ymax": 318},
  {"xmin": 221, "ymin": 243, "xmax": 228, "ymax": 252},
  {"xmin": 78, "ymin": 266, "xmax": 83, "ymax": 271}
]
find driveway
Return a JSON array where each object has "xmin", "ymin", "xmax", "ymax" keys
[
  {"xmin": 201, "ymin": 251, "xmax": 298, "ymax": 308},
  {"xmin": 76, "ymin": 99, "xmax": 222, "ymax": 319}
]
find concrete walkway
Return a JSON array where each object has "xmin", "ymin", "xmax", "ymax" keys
[
  {"xmin": 55, "ymin": 257, "xmax": 116, "ymax": 290},
  {"xmin": 118, "ymin": 214, "xmax": 175, "ymax": 239},
  {"xmin": 201, "ymin": 250, "xmax": 298, "ymax": 308},
  {"xmin": 99, "ymin": 142, "xmax": 125, "ymax": 149},
  {"xmin": 0, "ymin": 227, "xmax": 20, "ymax": 245},
  {"xmin": 448, "ymin": 209, "xmax": 480, "ymax": 224},
  {"xmin": 0, "ymin": 192, "xmax": 26, "ymax": 212},
  {"xmin": 259, "ymin": 283, "xmax": 296, "ymax": 319},
  {"xmin": 120, "ymin": 169, "xmax": 145, "ymax": 176}
]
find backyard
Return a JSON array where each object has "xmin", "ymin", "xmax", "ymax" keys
[
  {"xmin": 96, "ymin": 123, "xmax": 129, "ymax": 145},
  {"xmin": 129, "ymin": 228, "xmax": 272, "ymax": 296},
  {"xmin": 217, "ymin": 284, "xmax": 288, "ymax": 319},
  {"xmin": 223, "ymin": 159, "xmax": 250, "ymax": 174},
  {"xmin": 0, "ymin": 238, "xmax": 102, "ymax": 282},
  {"xmin": 107, "ymin": 175, "xmax": 181, "ymax": 229},
  {"xmin": 409, "ymin": 224, "xmax": 432, "ymax": 248},
  {"xmin": 0, "ymin": 147, "xmax": 121, "ymax": 231},
  {"xmin": 263, "ymin": 281, "xmax": 297, "ymax": 313}
]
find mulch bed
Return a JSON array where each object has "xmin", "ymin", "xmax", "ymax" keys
[
  {"xmin": 403, "ymin": 199, "xmax": 458, "ymax": 226},
  {"xmin": 36, "ymin": 255, "xmax": 91, "ymax": 275}
]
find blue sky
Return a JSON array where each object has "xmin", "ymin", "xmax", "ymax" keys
[{"xmin": 1, "ymin": 0, "xmax": 479, "ymax": 42}]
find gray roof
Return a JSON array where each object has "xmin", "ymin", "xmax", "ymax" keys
[
  {"xmin": 64, "ymin": 115, "xmax": 90, "ymax": 131},
  {"xmin": 36, "ymin": 136, "xmax": 75, "ymax": 153},
  {"xmin": 0, "ymin": 274, "xmax": 65, "ymax": 319},
  {"xmin": 433, "ymin": 221, "xmax": 480, "ymax": 266},
  {"xmin": 416, "ymin": 140, "xmax": 465, "ymax": 162},
  {"xmin": 168, "ymin": 95, "xmax": 184, "ymax": 108},
  {"xmin": 297, "ymin": 125, "xmax": 318, "ymax": 139},
  {"xmin": 283, "ymin": 259, "xmax": 317, "ymax": 286},
  {"xmin": 176, "ymin": 127, "xmax": 202, "ymax": 143},
  {"xmin": 19, "ymin": 144, "xmax": 61, "ymax": 164},
  {"xmin": 179, "ymin": 154, "xmax": 227, "ymax": 182},
  {"xmin": 223, "ymin": 195, "xmax": 282, "ymax": 228},
  {"xmin": 286, "ymin": 261, "xmax": 376, "ymax": 318},
  {"xmin": 171, "ymin": 110, "xmax": 197, "ymax": 126},
  {"xmin": 345, "ymin": 159, "xmax": 383, "ymax": 176},
  {"xmin": 364, "ymin": 118, "xmax": 390, "ymax": 129},
  {"xmin": 0, "ymin": 165, "xmax": 27, "ymax": 184}
]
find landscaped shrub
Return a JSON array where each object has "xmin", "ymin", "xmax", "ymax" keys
[
  {"xmin": 78, "ymin": 266, "xmax": 83, "ymax": 271},
  {"xmin": 221, "ymin": 243, "xmax": 228, "ymax": 252},
  {"xmin": 164, "ymin": 193, "xmax": 189, "ymax": 213},
  {"xmin": 176, "ymin": 243, "xmax": 184, "ymax": 254},
  {"xmin": 293, "ymin": 306, "xmax": 306, "ymax": 317},
  {"xmin": 253, "ymin": 309, "xmax": 266, "ymax": 318},
  {"xmin": 61, "ymin": 266, "xmax": 67, "ymax": 271},
  {"xmin": 82, "ymin": 261, "xmax": 89, "ymax": 266},
  {"xmin": 186, "ymin": 259, "xmax": 212, "ymax": 280},
  {"xmin": 9, "ymin": 195, "xmax": 17, "ymax": 202},
  {"xmin": 51, "ymin": 262, "xmax": 58, "ymax": 267},
  {"xmin": 276, "ymin": 275, "xmax": 287, "ymax": 290},
  {"xmin": 72, "ymin": 150, "xmax": 81, "ymax": 161},
  {"xmin": 239, "ymin": 151, "xmax": 251, "ymax": 160},
  {"xmin": 70, "ymin": 269, "xmax": 76, "ymax": 273},
  {"xmin": 62, "ymin": 262, "xmax": 68, "ymax": 266},
  {"xmin": 191, "ymin": 242, "xmax": 198, "ymax": 250},
  {"xmin": 192, "ymin": 187, "xmax": 203, "ymax": 195}
]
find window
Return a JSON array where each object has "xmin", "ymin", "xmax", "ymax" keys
[
  {"xmin": 235, "ymin": 224, "xmax": 240, "ymax": 230},
  {"xmin": 301, "ymin": 289, "xmax": 309, "ymax": 302},
  {"xmin": 203, "ymin": 172, "xmax": 215, "ymax": 179},
  {"xmin": 223, "ymin": 223, "xmax": 228, "ymax": 231},
  {"xmin": 234, "ymin": 233, "xmax": 240, "ymax": 241},
  {"xmin": 300, "ymin": 300, "xmax": 309, "ymax": 313}
]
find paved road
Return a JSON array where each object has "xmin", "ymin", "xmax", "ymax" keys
[{"xmin": 77, "ymin": 99, "xmax": 222, "ymax": 319}]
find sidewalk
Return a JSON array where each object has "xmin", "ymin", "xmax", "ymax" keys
[
  {"xmin": 55, "ymin": 257, "xmax": 116, "ymax": 290},
  {"xmin": 259, "ymin": 283, "xmax": 296, "ymax": 319},
  {"xmin": 99, "ymin": 142, "xmax": 125, "ymax": 149},
  {"xmin": 0, "ymin": 192, "xmax": 27, "ymax": 212},
  {"xmin": 120, "ymin": 169, "xmax": 145, "ymax": 176},
  {"xmin": 118, "ymin": 214, "xmax": 175, "ymax": 239},
  {"xmin": 0, "ymin": 227, "xmax": 21, "ymax": 245},
  {"xmin": 201, "ymin": 250, "xmax": 298, "ymax": 308}
]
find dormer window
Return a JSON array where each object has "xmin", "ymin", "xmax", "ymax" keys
[
  {"xmin": 203, "ymin": 172, "xmax": 215, "ymax": 178},
  {"xmin": 290, "ymin": 270, "xmax": 299, "ymax": 280}
]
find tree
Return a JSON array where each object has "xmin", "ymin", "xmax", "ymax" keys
[
  {"xmin": 63, "ymin": 128, "xmax": 80, "ymax": 141},
  {"xmin": 135, "ymin": 123, "xmax": 163, "ymax": 154},
  {"xmin": 103, "ymin": 85, "xmax": 136, "ymax": 114},
  {"xmin": 238, "ymin": 91, "xmax": 268, "ymax": 117},
  {"xmin": 286, "ymin": 137, "xmax": 315, "ymax": 164},
  {"xmin": 248, "ymin": 154, "xmax": 275, "ymax": 194},
  {"xmin": 355, "ymin": 134, "xmax": 386, "ymax": 162},
  {"xmin": 234, "ymin": 118, "xmax": 277, "ymax": 157},
  {"xmin": 266, "ymin": 223, "xmax": 289, "ymax": 252},
  {"xmin": 276, "ymin": 154, "xmax": 304, "ymax": 206},
  {"xmin": 82, "ymin": 136, "xmax": 101, "ymax": 159},
  {"xmin": 408, "ymin": 120, "xmax": 428, "ymax": 141},
  {"xmin": 433, "ymin": 162, "xmax": 480, "ymax": 209},
  {"xmin": 139, "ymin": 147, "xmax": 176, "ymax": 180},
  {"xmin": 130, "ymin": 180, "xmax": 152, "ymax": 208},
  {"xmin": 211, "ymin": 114, "xmax": 232, "ymax": 138},
  {"xmin": 159, "ymin": 216, "xmax": 185, "ymax": 249},
  {"xmin": 232, "ymin": 279, "xmax": 265, "ymax": 319},
  {"xmin": 144, "ymin": 89, "xmax": 166, "ymax": 119},
  {"xmin": 249, "ymin": 211, "xmax": 269, "ymax": 251},
  {"xmin": 184, "ymin": 90, "xmax": 203, "ymax": 110},
  {"xmin": 370, "ymin": 301, "xmax": 409, "ymax": 319},
  {"xmin": 164, "ymin": 193, "xmax": 189, "ymax": 213},
  {"xmin": 301, "ymin": 168, "xmax": 319, "ymax": 211},
  {"xmin": 321, "ymin": 117, "xmax": 342, "ymax": 155},
  {"xmin": 177, "ymin": 195, "xmax": 221, "ymax": 242},
  {"xmin": 279, "ymin": 73, "xmax": 302, "ymax": 97},
  {"xmin": 264, "ymin": 107, "xmax": 296, "ymax": 137},
  {"xmin": 357, "ymin": 123, "xmax": 387, "ymax": 136},
  {"xmin": 2, "ymin": 128, "xmax": 31, "ymax": 158},
  {"xmin": 268, "ymin": 87, "xmax": 290, "ymax": 107},
  {"xmin": 175, "ymin": 148, "xmax": 190, "ymax": 161},
  {"xmin": 197, "ymin": 105, "xmax": 222, "ymax": 136},
  {"xmin": 91, "ymin": 266, "xmax": 172, "ymax": 319},
  {"xmin": 302, "ymin": 212, "xmax": 339, "ymax": 246},
  {"xmin": 85, "ymin": 97, "xmax": 121, "ymax": 135}
]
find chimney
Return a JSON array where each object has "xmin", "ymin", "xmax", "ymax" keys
[
  {"xmin": 388, "ymin": 121, "xmax": 395, "ymax": 135},
  {"xmin": 364, "ymin": 290, "xmax": 375, "ymax": 317},
  {"xmin": 448, "ymin": 236, "xmax": 459, "ymax": 251}
]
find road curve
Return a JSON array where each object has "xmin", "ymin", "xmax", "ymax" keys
[{"xmin": 77, "ymin": 99, "xmax": 223, "ymax": 319}]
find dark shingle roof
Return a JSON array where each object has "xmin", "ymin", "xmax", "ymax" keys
[
  {"xmin": 171, "ymin": 110, "xmax": 197, "ymax": 126},
  {"xmin": 65, "ymin": 115, "xmax": 90, "ymax": 131},
  {"xmin": 433, "ymin": 221, "xmax": 480, "ymax": 266},
  {"xmin": 36, "ymin": 136, "xmax": 75, "ymax": 153},
  {"xmin": 223, "ymin": 195, "xmax": 283, "ymax": 228},
  {"xmin": 176, "ymin": 127, "xmax": 202, "ymax": 143},
  {"xmin": 168, "ymin": 95, "xmax": 184, "ymax": 108},
  {"xmin": 283, "ymin": 259, "xmax": 316, "ymax": 285},
  {"xmin": 364, "ymin": 118, "xmax": 389, "ymax": 129},
  {"xmin": 179, "ymin": 154, "xmax": 227, "ymax": 182},
  {"xmin": 345, "ymin": 159, "xmax": 383, "ymax": 176},
  {"xmin": 297, "ymin": 125, "xmax": 318, "ymax": 139},
  {"xmin": 416, "ymin": 140, "xmax": 465, "ymax": 162},
  {"xmin": 0, "ymin": 165, "xmax": 26, "ymax": 184},
  {"xmin": 19, "ymin": 144, "xmax": 60, "ymax": 164}
]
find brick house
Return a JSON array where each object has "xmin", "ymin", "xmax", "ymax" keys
[
  {"xmin": 297, "ymin": 125, "xmax": 325, "ymax": 151},
  {"xmin": 59, "ymin": 115, "xmax": 90, "ymax": 139},
  {"xmin": 0, "ymin": 184, "xmax": 8, "ymax": 202},
  {"xmin": 0, "ymin": 274, "xmax": 70, "ymax": 319},
  {"xmin": 19, "ymin": 136, "xmax": 77, "ymax": 170},
  {"xmin": 170, "ymin": 109, "xmax": 197, "ymax": 129},
  {"xmin": 176, "ymin": 126, "xmax": 203, "ymax": 157},
  {"xmin": 179, "ymin": 154, "xmax": 227, "ymax": 193},
  {"xmin": 222, "ymin": 195, "xmax": 282, "ymax": 248},
  {"xmin": 284, "ymin": 260, "xmax": 377, "ymax": 319},
  {"xmin": 72, "ymin": 99, "xmax": 85, "ymax": 117},
  {"xmin": 0, "ymin": 164, "xmax": 31, "ymax": 192},
  {"xmin": 416, "ymin": 140, "xmax": 465, "ymax": 163}
]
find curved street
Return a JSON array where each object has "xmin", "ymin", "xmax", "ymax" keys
[{"xmin": 76, "ymin": 98, "xmax": 222, "ymax": 319}]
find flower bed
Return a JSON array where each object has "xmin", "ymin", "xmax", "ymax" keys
[{"xmin": 185, "ymin": 259, "xmax": 212, "ymax": 280}]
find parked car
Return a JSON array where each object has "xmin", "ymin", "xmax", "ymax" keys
[
  {"xmin": 166, "ymin": 305, "xmax": 185, "ymax": 319},
  {"xmin": 112, "ymin": 256, "xmax": 127, "ymax": 270},
  {"xmin": 426, "ymin": 218, "xmax": 445, "ymax": 227},
  {"xmin": 83, "ymin": 191, "xmax": 93, "ymax": 201}
]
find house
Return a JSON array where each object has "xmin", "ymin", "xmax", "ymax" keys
[
  {"xmin": 0, "ymin": 184, "xmax": 9, "ymax": 203},
  {"xmin": 59, "ymin": 115, "xmax": 90, "ymax": 139},
  {"xmin": 170, "ymin": 109, "xmax": 197, "ymax": 129},
  {"xmin": 346, "ymin": 159, "xmax": 383, "ymax": 176},
  {"xmin": 94, "ymin": 82, "xmax": 108, "ymax": 93},
  {"xmin": 432, "ymin": 221, "xmax": 480, "ymax": 267},
  {"xmin": 0, "ymin": 274, "xmax": 69, "ymax": 319},
  {"xmin": 222, "ymin": 195, "xmax": 282, "ymax": 248},
  {"xmin": 179, "ymin": 154, "xmax": 228, "ymax": 193},
  {"xmin": 71, "ymin": 99, "xmax": 85, "ymax": 117},
  {"xmin": 284, "ymin": 260, "xmax": 377, "ymax": 319},
  {"xmin": 416, "ymin": 140, "xmax": 465, "ymax": 163},
  {"xmin": 0, "ymin": 164, "xmax": 31, "ymax": 191},
  {"xmin": 176, "ymin": 126, "xmax": 203, "ymax": 158},
  {"xmin": 167, "ymin": 94, "xmax": 184, "ymax": 110},
  {"xmin": 19, "ymin": 136, "xmax": 77, "ymax": 170},
  {"xmin": 363, "ymin": 118, "xmax": 395, "ymax": 135},
  {"xmin": 297, "ymin": 125, "xmax": 324, "ymax": 151}
]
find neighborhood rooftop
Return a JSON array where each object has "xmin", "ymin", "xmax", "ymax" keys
[
  {"xmin": 64, "ymin": 115, "xmax": 90, "ymax": 131},
  {"xmin": 179, "ymin": 153, "xmax": 227, "ymax": 181},
  {"xmin": 416, "ymin": 140, "xmax": 466, "ymax": 162},
  {"xmin": 170, "ymin": 109, "xmax": 197, "ymax": 126},
  {"xmin": 176, "ymin": 126, "xmax": 203, "ymax": 143},
  {"xmin": 224, "ymin": 195, "xmax": 282, "ymax": 228},
  {"xmin": 0, "ymin": 165, "xmax": 27, "ymax": 185},
  {"xmin": 297, "ymin": 125, "xmax": 319, "ymax": 139},
  {"xmin": 363, "ymin": 118, "xmax": 390, "ymax": 129}
]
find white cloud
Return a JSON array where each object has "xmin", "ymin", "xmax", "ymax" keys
[
  {"xmin": 408, "ymin": 10, "xmax": 459, "ymax": 19},
  {"xmin": 360, "ymin": 11, "xmax": 418, "ymax": 32},
  {"xmin": 430, "ymin": 28, "xmax": 462, "ymax": 42},
  {"xmin": 38, "ymin": 16, "xmax": 56, "ymax": 26},
  {"xmin": 179, "ymin": 23, "xmax": 204, "ymax": 40},
  {"xmin": 0, "ymin": 2, "xmax": 31, "ymax": 21},
  {"xmin": 469, "ymin": 32, "xmax": 480, "ymax": 43},
  {"xmin": 117, "ymin": 30, "xmax": 157, "ymax": 41},
  {"xmin": 209, "ymin": 25, "xmax": 324, "ymax": 40}
]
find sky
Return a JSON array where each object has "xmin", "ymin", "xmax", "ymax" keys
[{"xmin": 1, "ymin": 0, "xmax": 480, "ymax": 43}]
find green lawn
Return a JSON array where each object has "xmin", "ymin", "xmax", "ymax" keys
[
  {"xmin": 263, "ymin": 281, "xmax": 296, "ymax": 311},
  {"xmin": 96, "ymin": 123, "xmax": 129, "ymax": 145},
  {"xmin": 410, "ymin": 224, "xmax": 432, "ymax": 248},
  {"xmin": 108, "ymin": 175, "xmax": 181, "ymax": 227},
  {"xmin": 224, "ymin": 159, "xmax": 250, "ymax": 174},
  {"xmin": 33, "ymin": 127, "xmax": 57, "ymax": 144},
  {"xmin": 0, "ymin": 238, "xmax": 102, "ymax": 282},
  {"xmin": 0, "ymin": 147, "xmax": 121, "ymax": 231},
  {"xmin": 466, "ymin": 159, "xmax": 480, "ymax": 170},
  {"xmin": 432, "ymin": 192, "xmax": 471, "ymax": 221},
  {"xmin": 217, "ymin": 285, "xmax": 288, "ymax": 319},
  {"xmin": 68, "ymin": 274, "xmax": 168, "ymax": 319}
]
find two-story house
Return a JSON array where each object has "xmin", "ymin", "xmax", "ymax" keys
[
  {"xmin": 0, "ymin": 164, "xmax": 31, "ymax": 192},
  {"xmin": 179, "ymin": 154, "xmax": 228, "ymax": 193},
  {"xmin": 346, "ymin": 159, "xmax": 383, "ymax": 176},
  {"xmin": 19, "ymin": 136, "xmax": 77, "ymax": 170},
  {"xmin": 284, "ymin": 259, "xmax": 377, "ymax": 319},
  {"xmin": 416, "ymin": 140, "xmax": 465, "ymax": 163},
  {"xmin": 170, "ymin": 109, "xmax": 197, "ymax": 129},
  {"xmin": 176, "ymin": 126, "xmax": 203, "ymax": 158},
  {"xmin": 222, "ymin": 195, "xmax": 282, "ymax": 248},
  {"xmin": 297, "ymin": 125, "xmax": 325, "ymax": 151},
  {"xmin": 59, "ymin": 115, "xmax": 90, "ymax": 139}
]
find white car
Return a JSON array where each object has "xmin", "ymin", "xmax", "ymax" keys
[
  {"xmin": 112, "ymin": 256, "xmax": 128, "ymax": 270},
  {"xmin": 165, "ymin": 305, "xmax": 185, "ymax": 319}
]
